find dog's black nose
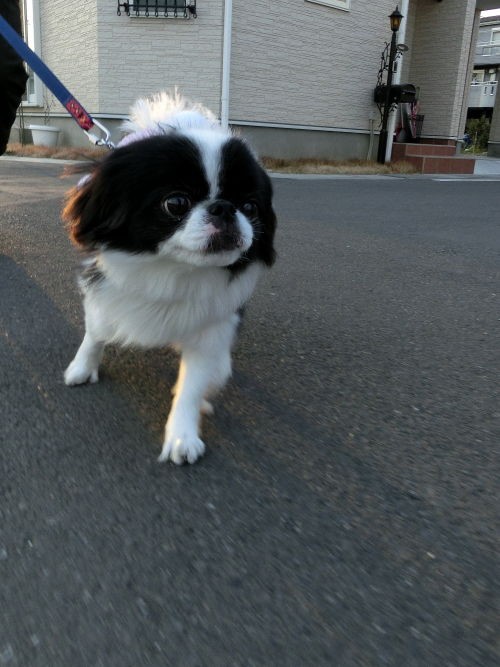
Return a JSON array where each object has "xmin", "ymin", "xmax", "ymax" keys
[{"xmin": 207, "ymin": 200, "xmax": 236, "ymax": 228}]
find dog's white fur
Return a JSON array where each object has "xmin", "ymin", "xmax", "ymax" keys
[{"xmin": 64, "ymin": 94, "xmax": 266, "ymax": 464}]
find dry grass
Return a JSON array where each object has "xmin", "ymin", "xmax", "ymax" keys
[
  {"xmin": 5, "ymin": 142, "xmax": 109, "ymax": 161},
  {"xmin": 261, "ymin": 156, "xmax": 417, "ymax": 175},
  {"xmin": 5, "ymin": 142, "xmax": 417, "ymax": 174}
]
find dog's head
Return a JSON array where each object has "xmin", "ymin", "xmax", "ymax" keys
[{"xmin": 63, "ymin": 131, "xmax": 276, "ymax": 272}]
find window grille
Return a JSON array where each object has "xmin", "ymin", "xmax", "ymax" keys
[{"xmin": 117, "ymin": 1, "xmax": 197, "ymax": 18}]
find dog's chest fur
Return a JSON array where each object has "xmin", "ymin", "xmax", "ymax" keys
[{"xmin": 82, "ymin": 252, "xmax": 262, "ymax": 347}]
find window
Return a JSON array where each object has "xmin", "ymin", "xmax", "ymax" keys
[
  {"xmin": 20, "ymin": 0, "xmax": 42, "ymax": 105},
  {"xmin": 471, "ymin": 70, "xmax": 484, "ymax": 84},
  {"xmin": 305, "ymin": 0, "xmax": 351, "ymax": 11}
]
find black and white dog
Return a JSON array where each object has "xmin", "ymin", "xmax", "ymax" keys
[{"xmin": 63, "ymin": 92, "xmax": 276, "ymax": 464}]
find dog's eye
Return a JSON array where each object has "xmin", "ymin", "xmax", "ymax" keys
[
  {"xmin": 162, "ymin": 194, "xmax": 192, "ymax": 218},
  {"xmin": 241, "ymin": 201, "xmax": 258, "ymax": 219}
]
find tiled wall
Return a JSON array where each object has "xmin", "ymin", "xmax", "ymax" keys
[
  {"xmin": 31, "ymin": 0, "xmax": 478, "ymax": 156},
  {"xmin": 40, "ymin": 0, "xmax": 100, "ymax": 111},
  {"xmin": 409, "ymin": 0, "xmax": 476, "ymax": 141},
  {"xmin": 229, "ymin": 0, "xmax": 398, "ymax": 132},
  {"xmin": 96, "ymin": 0, "xmax": 224, "ymax": 117}
]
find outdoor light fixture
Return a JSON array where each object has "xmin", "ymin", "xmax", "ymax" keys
[
  {"xmin": 389, "ymin": 6, "xmax": 403, "ymax": 32},
  {"xmin": 376, "ymin": 5, "xmax": 404, "ymax": 164}
]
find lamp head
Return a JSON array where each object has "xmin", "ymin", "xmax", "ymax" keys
[{"xmin": 390, "ymin": 6, "xmax": 403, "ymax": 32}]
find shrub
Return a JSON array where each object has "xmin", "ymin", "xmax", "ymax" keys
[{"xmin": 465, "ymin": 117, "xmax": 490, "ymax": 152}]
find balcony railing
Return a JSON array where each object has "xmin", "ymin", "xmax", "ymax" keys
[
  {"xmin": 476, "ymin": 43, "xmax": 500, "ymax": 57},
  {"xmin": 469, "ymin": 80, "xmax": 497, "ymax": 108}
]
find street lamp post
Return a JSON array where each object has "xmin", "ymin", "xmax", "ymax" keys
[{"xmin": 377, "ymin": 6, "xmax": 404, "ymax": 164}]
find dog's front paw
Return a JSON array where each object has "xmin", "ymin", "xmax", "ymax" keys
[
  {"xmin": 64, "ymin": 359, "xmax": 99, "ymax": 386},
  {"xmin": 158, "ymin": 433, "xmax": 206, "ymax": 465}
]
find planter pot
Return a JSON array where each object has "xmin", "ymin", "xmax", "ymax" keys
[{"xmin": 29, "ymin": 124, "xmax": 60, "ymax": 147}]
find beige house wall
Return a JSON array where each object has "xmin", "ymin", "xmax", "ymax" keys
[
  {"xmin": 20, "ymin": 0, "xmax": 482, "ymax": 158},
  {"xmin": 229, "ymin": 0, "xmax": 398, "ymax": 131},
  {"xmin": 39, "ymin": 0, "xmax": 99, "ymax": 111},
  {"xmin": 36, "ymin": 0, "xmax": 222, "ymax": 121},
  {"xmin": 409, "ymin": 0, "xmax": 477, "ymax": 141},
  {"xmin": 488, "ymin": 74, "xmax": 500, "ymax": 155},
  {"xmin": 96, "ymin": 0, "xmax": 223, "ymax": 116},
  {"xmin": 459, "ymin": 9, "xmax": 482, "ymax": 141}
]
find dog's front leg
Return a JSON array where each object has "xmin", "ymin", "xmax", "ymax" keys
[
  {"xmin": 64, "ymin": 332, "xmax": 105, "ymax": 386},
  {"xmin": 159, "ymin": 316, "xmax": 238, "ymax": 464}
]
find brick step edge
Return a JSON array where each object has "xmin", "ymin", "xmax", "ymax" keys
[
  {"xmin": 392, "ymin": 143, "xmax": 457, "ymax": 158},
  {"xmin": 394, "ymin": 154, "xmax": 475, "ymax": 174}
]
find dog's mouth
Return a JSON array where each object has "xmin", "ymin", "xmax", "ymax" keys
[
  {"xmin": 158, "ymin": 203, "xmax": 253, "ymax": 266},
  {"xmin": 205, "ymin": 229, "xmax": 244, "ymax": 254},
  {"xmin": 203, "ymin": 205, "xmax": 249, "ymax": 255}
]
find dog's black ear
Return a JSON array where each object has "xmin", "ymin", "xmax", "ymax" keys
[
  {"xmin": 259, "ymin": 203, "xmax": 277, "ymax": 267},
  {"xmin": 253, "ymin": 166, "xmax": 277, "ymax": 267},
  {"xmin": 62, "ymin": 164, "xmax": 127, "ymax": 249}
]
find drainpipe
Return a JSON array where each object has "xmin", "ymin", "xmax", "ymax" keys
[
  {"xmin": 220, "ymin": 0, "xmax": 233, "ymax": 130},
  {"xmin": 386, "ymin": 0, "xmax": 409, "ymax": 162}
]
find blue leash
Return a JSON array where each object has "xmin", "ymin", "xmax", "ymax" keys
[{"xmin": 0, "ymin": 12, "xmax": 114, "ymax": 148}]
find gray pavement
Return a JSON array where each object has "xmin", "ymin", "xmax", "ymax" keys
[
  {"xmin": 0, "ymin": 159, "xmax": 499, "ymax": 666},
  {"xmin": 474, "ymin": 155, "xmax": 500, "ymax": 175}
]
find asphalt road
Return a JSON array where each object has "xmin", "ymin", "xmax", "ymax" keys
[{"xmin": 0, "ymin": 159, "xmax": 498, "ymax": 666}]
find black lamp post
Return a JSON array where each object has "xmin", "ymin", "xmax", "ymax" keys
[{"xmin": 377, "ymin": 5, "xmax": 404, "ymax": 164}]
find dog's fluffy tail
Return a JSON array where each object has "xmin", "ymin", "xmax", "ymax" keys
[{"xmin": 121, "ymin": 90, "xmax": 220, "ymax": 142}]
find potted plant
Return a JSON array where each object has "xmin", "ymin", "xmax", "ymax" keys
[{"xmin": 29, "ymin": 91, "xmax": 60, "ymax": 147}]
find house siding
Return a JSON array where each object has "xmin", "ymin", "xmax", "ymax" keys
[
  {"xmin": 39, "ymin": 0, "xmax": 99, "ymax": 111},
  {"xmin": 488, "ymin": 99, "xmax": 500, "ymax": 155},
  {"xmin": 230, "ymin": 0, "xmax": 398, "ymax": 132},
  {"xmin": 18, "ymin": 0, "xmax": 479, "ymax": 159},
  {"xmin": 37, "ymin": 0, "xmax": 223, "ymax": 118},
  {"xmin": 409, "ymin": 0, "xmax": 476, "ymax": 140},
  {"xmin": 96, "ymin": 0, "xmax": 224, "ymax": 117}
]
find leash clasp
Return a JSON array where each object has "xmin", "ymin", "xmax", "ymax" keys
[{"xmin": 85, "ymin": 118, "xmax": 115, "ymax": 150}]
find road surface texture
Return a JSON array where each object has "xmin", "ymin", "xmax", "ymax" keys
[{"xmin": 0, "ymin": 159, "xmax": 498, "ymax": 666}]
